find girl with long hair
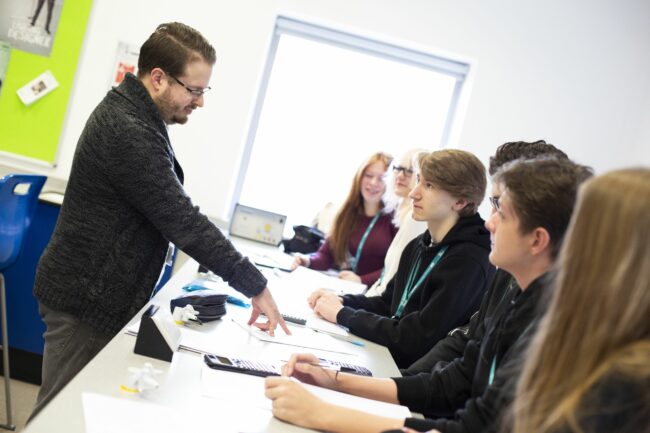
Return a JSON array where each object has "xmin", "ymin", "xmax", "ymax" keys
[
  {"xmin": 511, "ymin": 168, "xmax": 650, "ymax": 433},
  {"xmin": 292, "ymin": 152, "xmax": 398, "ymax": 287}
]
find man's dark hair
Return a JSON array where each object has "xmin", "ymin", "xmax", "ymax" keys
[
  {"xmin": 489, "ymin": 140, "xmax": 568, "ymax": 175},
  {"xmin": 138, "ymin": 22, "xmax": 216, "ymax": 79},
  {"xmin": 494, "ymin": 158, "xmax": 593, "ymax": 259}
]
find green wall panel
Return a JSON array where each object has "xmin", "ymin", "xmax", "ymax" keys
[{"xmin": 0, "ymin": 0, "xmax": 93, "ymax": 165}]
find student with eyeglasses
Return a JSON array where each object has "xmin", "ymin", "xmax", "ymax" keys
[
  {"xmin": 30, "ymin": 22, "xmax": 289, "ymax": 421},
  {"xmin": 364, "ymin": 149, "xmax": 428, "ymax": 297},
  {"xmin": 292, "ymin": 152, "xmax": 398, "ymax": 287},
  {"xmin": 305, "ymin": 149, "xmax": 494, "ymax": 368}
]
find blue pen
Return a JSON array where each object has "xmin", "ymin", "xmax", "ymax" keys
[
  {"xmin": 182, "ymin": 284, "xmax": 210, "ymax": 292},
  {"xmin": 226, "ymin": 295, "xmax": 251, "ymax": 308}
]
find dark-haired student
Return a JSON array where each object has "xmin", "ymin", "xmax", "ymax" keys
[
  {"xmin": 265, "ymin": 157, "xmax": 593, "ymax": 433},
  {"xmin": 307, "ymin": 148, "xmax": 494, "ymax": 369},
  {"xmin": 405, "ymin": 139, "xmax": 569, "ymax": 375}
]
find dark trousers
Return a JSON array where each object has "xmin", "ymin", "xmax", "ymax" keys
[
  {"xmin": 30, "ymin": 0, "xmax": 55, "ymax": 32},
  {"xmin": 28, "ymin": 303, "xmax": 112, "ymax": 423}
]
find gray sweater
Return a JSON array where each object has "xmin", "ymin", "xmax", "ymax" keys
[{"xmin": 34, "ymin": 74, "xmax": 266, "ymax": 335}]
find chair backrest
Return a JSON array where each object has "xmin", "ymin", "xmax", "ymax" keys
[{"xmin": 0, "ymin": 174, "xmax": 47, "ymax": 271}]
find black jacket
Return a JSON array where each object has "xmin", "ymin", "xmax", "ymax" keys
[
  {"xmin": 336, "ymin": 213, "xmax": 494, "ymax": 368},
  {"xmin": 396, "ymin": 273, "xmax": 551, "ymax": 433},
  {"xmin": 34, "ymin": 74, "xmax": 266, "ymax": 335},
  {"xmin": 403, "ymin": 269, "xmax": 518, "ymax": 375}
]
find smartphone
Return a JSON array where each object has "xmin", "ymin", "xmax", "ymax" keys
[{"xmin": 203, "ymin": 354, "xmax": 280, "ymax": 377}]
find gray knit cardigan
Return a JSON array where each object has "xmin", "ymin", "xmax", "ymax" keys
[{"xmin": 34, "ymin": 74, "xmax": 266, "ymax": 335}]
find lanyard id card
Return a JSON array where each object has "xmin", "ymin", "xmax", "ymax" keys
[
  {"xmin": 349, "ymin": 213, "xmax": 381, "ymax": 273},
  {"xmin": 393, "ymin": 245, "xmax": 448, "ymax": 319}
]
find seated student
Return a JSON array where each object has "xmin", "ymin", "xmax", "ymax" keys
[
  {"xmin": 404, "ymin": 140, "xmax": 569, "ymax": 375},
  {"xmin": 264, "ymin": 157, "xmax": 592, "ymax": 433},
  {"xmin": 365, "ymin": 148, "xmax": 428, "ymax": 297},
  {"xmin": 307, "ymin": 149, "xmax": 493, "ymax": 368},
  {"xmin": 509, "ymin": 168, "xmax": 650, "ymax": 433},
  {"xmin": 292, "ymin": 152, "xmax": 397, "ymax": 287}
]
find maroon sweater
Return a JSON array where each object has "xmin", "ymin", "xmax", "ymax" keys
[{"xmin": 308, "ymin": 212, "xmax": 398, "ymax": 286}]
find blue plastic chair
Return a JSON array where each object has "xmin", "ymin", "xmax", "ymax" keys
[{"xmin": 0, "ymin": 174, "xmax": 46, "ymax": 431}]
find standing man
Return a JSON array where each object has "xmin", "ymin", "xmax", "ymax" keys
[{"xmin": 30, "ymin": 22, "xmax": 288, "ymax": 419}]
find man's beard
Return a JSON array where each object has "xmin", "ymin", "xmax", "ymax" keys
[{"xmin": 156, "ymin": 88, "xmax": 190, "ymax": 125}]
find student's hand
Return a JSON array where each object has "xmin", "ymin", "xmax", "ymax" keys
[
  {"xmin": 249, "ymin": 287, "xmax": 291, "ymax": 337},
  {"xmin": 291, "ymin": 254, "xmax": 310, "ymax": 270},
  {"xmin": 282, "ymin": 353, "xmax": 340, "ymax": 390},
  {"xmin": 265, "ymin": 376, "xmax": 331, "ymax": 430},
  {"xmin": 339, "ymin": 270, "xmax": 362, "ymax": 283},
  {"xmin": 313, "ymin": 293, "xmax": 344, "ymax": 323},
  {"xmin": 307, "ymin": 288, "xmax": 334, "ymax": 309}
]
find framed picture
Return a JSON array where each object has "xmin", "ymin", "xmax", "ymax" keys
[
  {"xmin": 0, "ymin": 0, "xmax": 64, "ymax": 57},
  {"xmin": 110, "ymin": 42, "xmax": 140, "ymax": 89}
]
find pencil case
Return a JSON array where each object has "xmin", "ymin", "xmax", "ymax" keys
[{"xmin": 170, "ymin": 291, "xmax": 228, "ymax": 322}]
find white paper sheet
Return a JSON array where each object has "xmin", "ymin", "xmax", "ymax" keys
[
  {"xmin": 200, "ymin": 365, "xmax": 411, "ymax": 419},
  {"xmin": 83, "ymin": 393, "xmax": 189, "ymax": 433},
  {"xmin": 83, "ymin": 392, "xmax": 270, "ymax": 433},
  {"xmin": 230, "ymin": 317, "xmax": 357, "ymax": 355},
  {"xmin": 281, "ymin": 266, "xmax": 367, "ymax": 295}
]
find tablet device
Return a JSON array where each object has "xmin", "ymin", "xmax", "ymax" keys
[{"xmin": 229, "ymin": 204, "xmax": 286, "ymax": 246}]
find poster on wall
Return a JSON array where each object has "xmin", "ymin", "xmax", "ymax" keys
[
  {"xmin": 110, "ymin": 42, "xmax": 140, "ymax": 89},
  {"xmin": 0, "ymin": 41, "xmax": 10, "ymax": 97},
  {"xmin": 0, "ymin": 0, "xmax": 64, "ymax": 57}
]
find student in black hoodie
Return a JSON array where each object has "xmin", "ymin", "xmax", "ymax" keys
[
  {"xmin": 307, "ymin": 149, "xmax": 494, "ymax": 369},
  {"xmin": 404, "ymin": 140, "xmax": 569, "ymax": 375},
  {"xmin": 265, "ymin": 157, "xmax": 592, "ymax": 433}
]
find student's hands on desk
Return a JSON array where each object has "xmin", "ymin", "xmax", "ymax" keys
[
  {"xmin": 266, "ymin": 353, "xmax": 341, "ymax": 430},
  {"xmin": 339, "ymin": 270, "xmax": 362, "ymax": 283},
  {"xmin": 291, "ymin": 254, "xmax": 310, "ymax": 270},
  {"xmin": 265, "ymin": 376, "xmax": 332, "ymax": 430},
  {"xmin": 308, "ymin": 289, "xmax": 344, "ymax": 323},
  {"xmin": 281, "ymin": 353, "xmax": 340, "ymax": 389},
  {"xmin": 249, "ymin": 287, "xmax": 291, "ymax": 336}
]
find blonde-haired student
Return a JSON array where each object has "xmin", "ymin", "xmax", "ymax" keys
[
  {"xmin": 510, "ymin": 168, "xmax": 650, "ymax": 433},
  {"xmin": 365, "ymin": 148, "xmax": 428, "ymax": 297}
]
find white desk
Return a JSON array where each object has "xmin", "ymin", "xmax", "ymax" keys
[{"xmin": 24, "ymin": 253, "xmax": 402, "ymax": 433}]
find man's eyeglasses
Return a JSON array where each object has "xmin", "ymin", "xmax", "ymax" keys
[
  {"xmin": 392, "ymin": 165, "xmax": 414, "ymax": 176},
  {"xmin": 489, "ymin": 196, "xmax": 500, "ymax": 210},
  {"xmin": 166, "ymin": 72, "xmax": 211, "ymax": 97}
]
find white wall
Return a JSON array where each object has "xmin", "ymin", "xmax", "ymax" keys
[{"xmin": 4, "ymin": 0, "xmax": 650, "ymax": 221}]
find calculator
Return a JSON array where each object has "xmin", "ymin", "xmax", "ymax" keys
[
  {"xmin": 319, "ymin": 358, "xmax": 373, "ymax": 376},
  {"xmin": 203, "ymin": 354, "xmax": 280, "ymax": 377}
]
